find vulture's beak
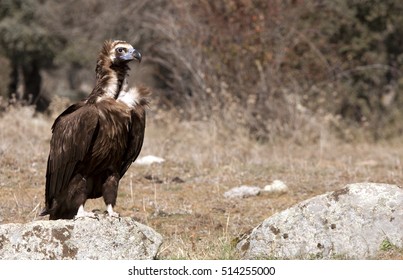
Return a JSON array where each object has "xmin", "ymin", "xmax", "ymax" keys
[
  {"xmin": 132, "ymin": 49, "xmax": 142, "ymax": 63},
  {"xmin": 125, "ymin": 48, "xmax": 142, "ymax": 63}
]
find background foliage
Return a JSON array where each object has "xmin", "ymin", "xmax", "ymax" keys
[{"xmin": 1, "ymin": 0, "xmax": 403, "ymax": 141}]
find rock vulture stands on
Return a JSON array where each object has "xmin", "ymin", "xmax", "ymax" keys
[{"xmin": 41, "ymin": 40, "xmax": 149, "ymax": 220}]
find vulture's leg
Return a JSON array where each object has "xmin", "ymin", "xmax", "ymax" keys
[
  {"xmin": 71, "ymin": 175, "xmax": 97, "ymax": 219},
  {"xmin": 103, "ymin": 172, "xmax": 120, "ymax": 218}
]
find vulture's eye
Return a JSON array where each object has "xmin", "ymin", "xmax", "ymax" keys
[{"xmin": 117, "ymin": 48, "xmax": 124, "ymax": 53}]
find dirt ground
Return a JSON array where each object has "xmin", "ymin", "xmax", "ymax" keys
[{"xmin": 0, "ymin": 106, "xmax": 402, "ymax": 259}]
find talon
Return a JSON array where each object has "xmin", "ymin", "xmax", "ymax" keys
[
  {"xmin": 106, "ymin": 204, "xmax": 120, "ymax": 218},
  {"xmin": 74, "ymin": 205, "xmax": 98, "ymax": 220}
]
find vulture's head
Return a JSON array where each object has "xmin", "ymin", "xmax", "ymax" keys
[{"xmin": 100, "ymin": 40, "xmax": 142, "ymax": 66}]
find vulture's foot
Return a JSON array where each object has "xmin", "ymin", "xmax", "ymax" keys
[
  {"xmin": 74, "ymin": 205, "xmax": 99, "ymax": 220},
  {"xmin": 106, "ymin": 204, "xmax": 120, "ymax": 219}
]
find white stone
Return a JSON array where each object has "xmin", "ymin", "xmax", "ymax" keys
[
  {"xmin": 224, "ymin": 185, "xmax": 261, "ymax": 199},
  {"xmin": 0, "ymin": 216, "xmax": 162, "ymax": 260},
  {"xmin": 135, "ymin": 155, "xmax": 165, "ymax": 165},
  {"xmin": 237, "ymin": 183, "xmax": 403, "ymax": 259},
  {"xmin": 263, "ymin": 180, "xmax": 288, "ymax": 194}
]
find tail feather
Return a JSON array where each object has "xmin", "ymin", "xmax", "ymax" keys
[{"xmin": 39, "ymin": 207, "xmax": 49, "ymax": 216}]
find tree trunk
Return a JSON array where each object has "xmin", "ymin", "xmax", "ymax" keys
[
  {"xmin": 8, "ymin": 59, "xmax": 49, "ymax": 111},
  {"xmin": 22, "ymin": 59, "xmax": 41, "ymax": 104},
  {"xmin": 8, "ymin": 61, "xmax": 20, "ymax": 101}
]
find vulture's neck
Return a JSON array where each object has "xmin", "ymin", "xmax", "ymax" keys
[{"xmin": 88, "ymin": 60, "xmax": 130, "ymax": 103}]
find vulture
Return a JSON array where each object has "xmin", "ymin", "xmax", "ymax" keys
[{"xmin": 40, "ymin": 40, "xmax": 149, "ymax": 220}]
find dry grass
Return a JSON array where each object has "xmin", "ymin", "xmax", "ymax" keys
[{"xmin": 0, "ymin": 105, "xmax": 402, "ymax": 259}]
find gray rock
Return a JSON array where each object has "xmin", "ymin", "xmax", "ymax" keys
[
  {"xmin": 237, "ymin": 183, "xmax": 403, "ymax": 259},
  {"xmin": 224, "ymin": 185, "xmax": 261, "ymax": 199},
  {"xmin": 0, "ymin": 216, "xmax": 163, "ymax": 260}
]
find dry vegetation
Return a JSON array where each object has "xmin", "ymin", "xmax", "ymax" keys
[{"xmin": 1, "ymin": 101, "xmax": 402, "ymax": 259}]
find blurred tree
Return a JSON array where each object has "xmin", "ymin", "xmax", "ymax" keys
[
  {"xmin": 34, "ymin": 0, "xmax": 150, "ymax": 100},
  {"xmin": 298, "ymin": 0, "xmax": 403, "ymax": 138},
  {"xmin": 1, "ymin": 0, "xmax": 402, "ymax": 139},
  {"xmin": 0, "ymin": 0, "xmax": 65, "ymax": 111}
]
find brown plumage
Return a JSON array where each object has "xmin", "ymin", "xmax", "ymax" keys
[{"xmin": 41, "ymin": 40, "xmax": 149, "ymax": 220}]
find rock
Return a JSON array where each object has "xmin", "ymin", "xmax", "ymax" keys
[
  {"xmin": 262, "ymin": 180, "xmax": 288, "ymax": 194},
  {"xmin": 135, "ymin": 155, "xmax": 165, "ymax": 165},
  {"xmin": 171, "ymin": 176, "xmax": 185, "ymax": 183},
  {"xmin": 224, "ymin": 185, "xmax": 261, "ymax": 199},
  {"xmin": 0, "ymin": 216, "xmax": 163, "ymax": 260},
  {"xmin": 237, "ymin": 183, "xmax": 403, "ymax": 259},
  {"xmin": 144, "ymin": 174, "xmax": 164, "ymax": 183}
]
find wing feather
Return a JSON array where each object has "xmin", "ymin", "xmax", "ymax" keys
[
  {"xmin": 119, "ymin": 110, "xmax": 146, "ymax": 178},
  {"xmin": 119, "ymin": 87, "xmax": 150, "ymax": 178},
  {"xmin": 44, "ymin": 102, "xmax": 99, "ymax": 210}
]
